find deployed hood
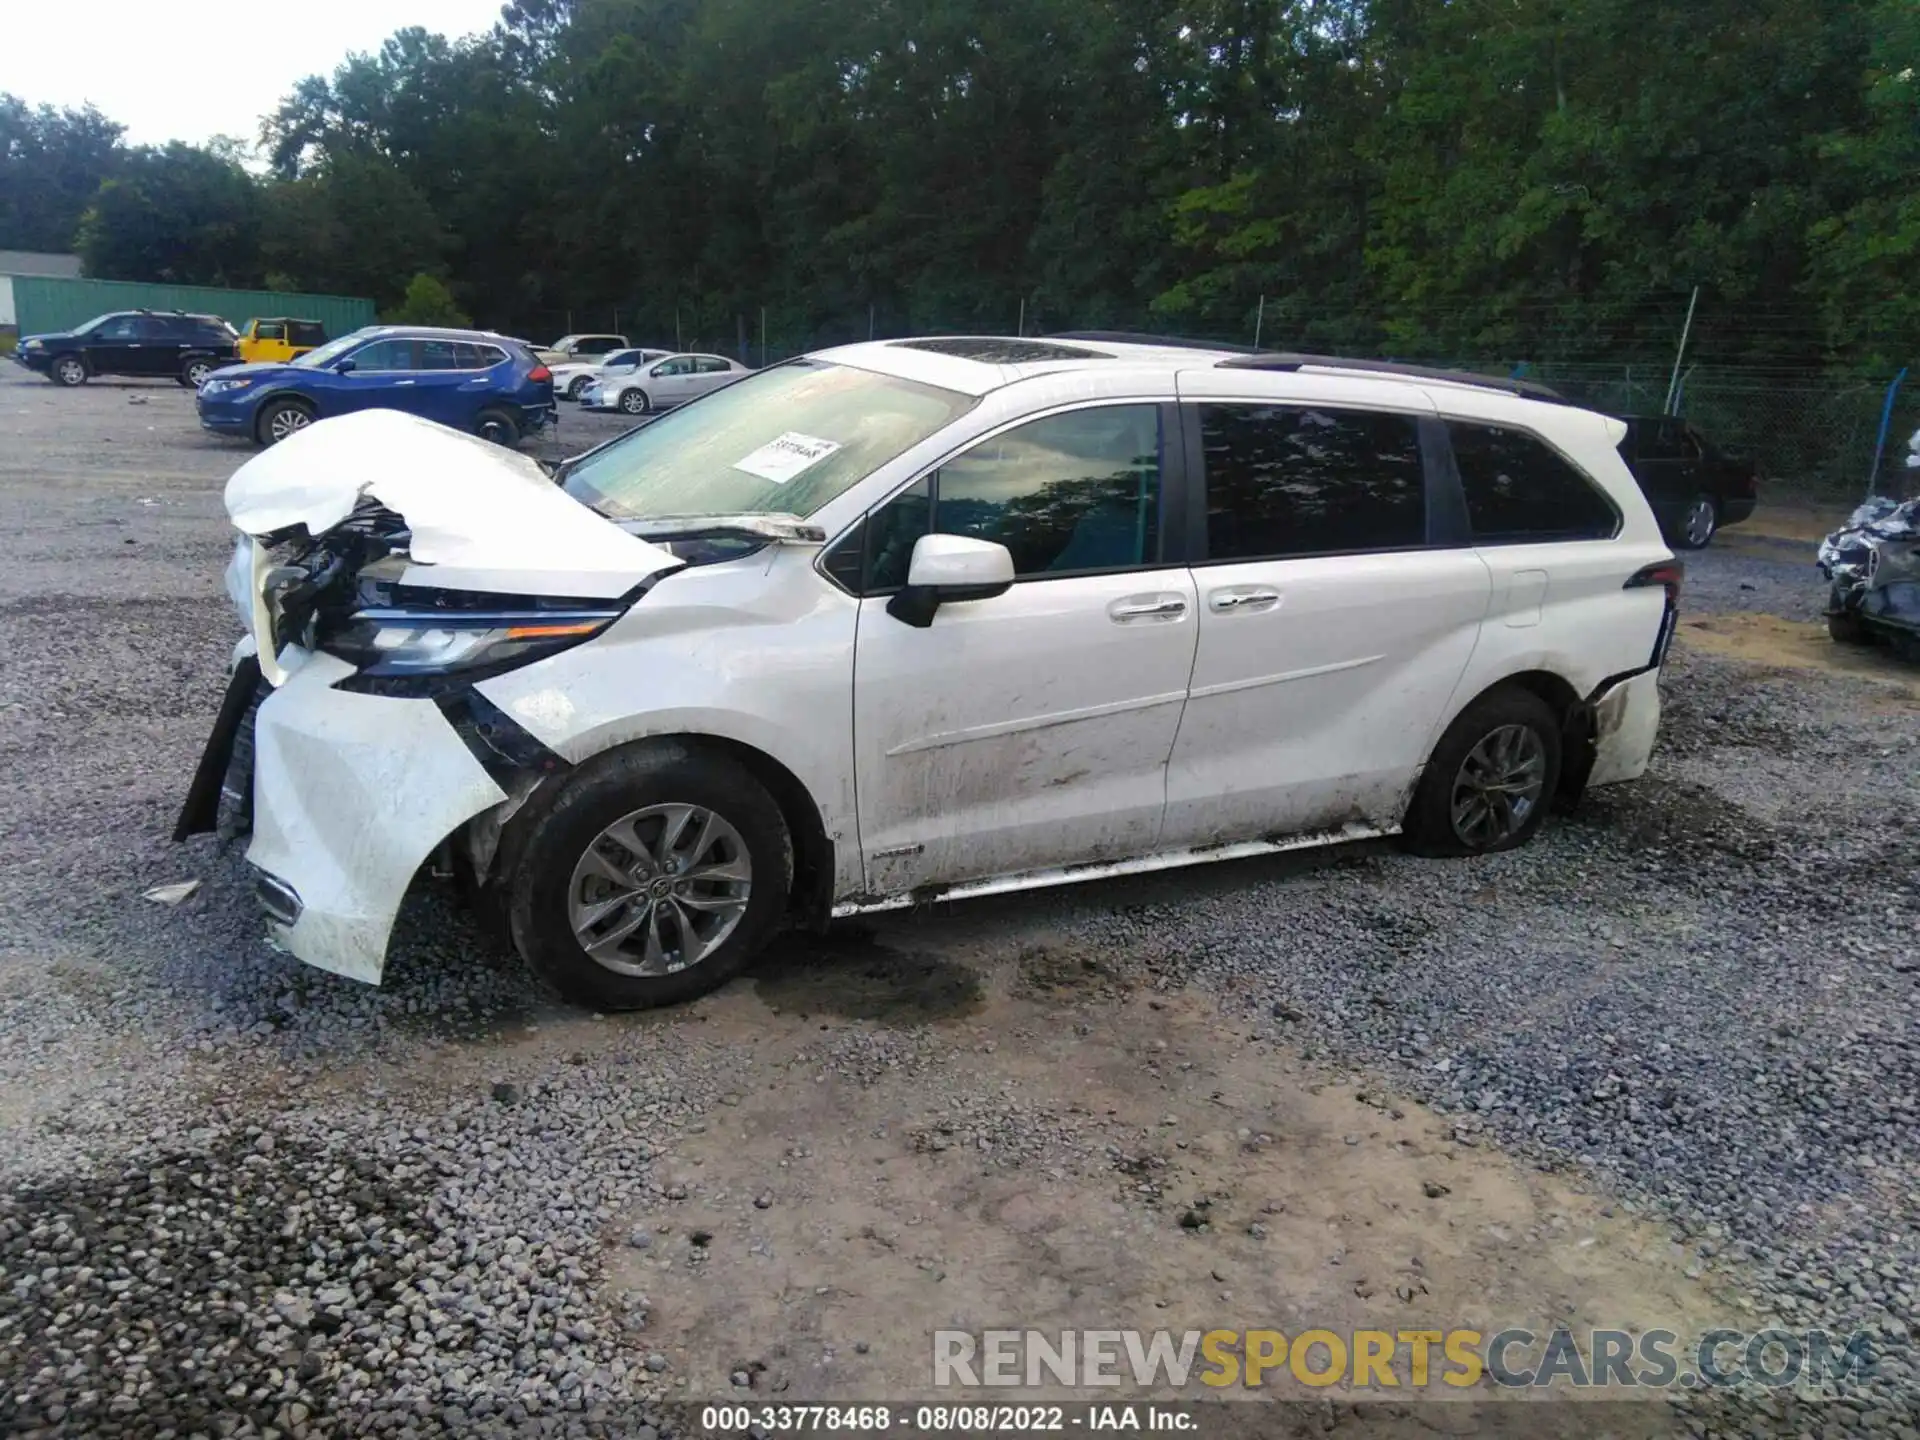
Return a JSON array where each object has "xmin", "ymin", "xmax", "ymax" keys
[{"xmin": 223, "ymin": 408, "xmax": 678, "ymax": 598}]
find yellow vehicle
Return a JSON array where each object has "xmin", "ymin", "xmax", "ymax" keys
[{"xmin": 235, "ymin": 318, "xmax": 329, "ymax": 365}]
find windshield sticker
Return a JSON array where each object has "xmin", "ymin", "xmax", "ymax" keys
[{"xmin": 732, "ymin": 432, "xmax": 843, "ymax": 484}]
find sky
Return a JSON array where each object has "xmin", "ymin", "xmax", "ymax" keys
[{"xmin": 0, "ymin": 0, "xmax": 507, "ymax": 148}]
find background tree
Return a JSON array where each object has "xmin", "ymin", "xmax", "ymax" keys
[
  {"xmin": 75, "ymin": 143, "xmax": 262, "ymax": 285},
  {"xmin": 385, "ymin": 272, "xmax": 470, "ymax": 326}
]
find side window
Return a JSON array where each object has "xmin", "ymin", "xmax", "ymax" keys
[
  {"xmin": 347, "ymin": 339, "xmax": 414, "ymax": 372},
  {"xmin": 462, "ymin": 343, "xmax": 506, "ymax": 368},
  {"xmin": 1199, "ymin": 404, "xmax": 1425, "ymax": 560},
  {"xmin": 257, "ymin": 321, "xmax": 286, "ymax": 341},
  {"xmin": 418, "ymin": 339, "xmax": 463, "ymax": 370},
  {"xmin": 603, "ymin": 349, "xmax": 639, "ymax": 368},
  {"xmin": 695, "ymin": 356, "xmax": 732, "ymax": 374},
  {"xmin": 858, "ymin": 406, "xmax": 1162, "ymax": 591},
  {"xmin": 655, "ymin": 357, "xmax": 694, "ymax": 376},
  {"xmin": 1448, "ymin": 421, "xmax": 1619, "ymax": 543},
  {"xmin": 291, "ymin": 323, "xmax": 326, "ymax": 346}
]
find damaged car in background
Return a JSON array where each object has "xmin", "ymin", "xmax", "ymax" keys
[
  {"xmin": 177, "ymin": 337, "xmax": 1681, "ymax": 1011},
  {"xmin": 1819, "ymin": 428, "xmax": 1920, "ymax": 662}
]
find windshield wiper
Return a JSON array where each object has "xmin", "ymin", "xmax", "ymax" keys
[{"xmin": 615, "ymin": 514, "xmax": 827, "ymax": 544}]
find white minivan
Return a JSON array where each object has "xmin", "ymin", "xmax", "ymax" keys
[{"xmin": 177, "ymin": 335, "xmax": 1681, "ymax": 1010}]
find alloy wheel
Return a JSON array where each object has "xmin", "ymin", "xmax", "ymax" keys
[
  {"xmin": 185, "ymin": 361, "xmax": 212, "ymax": 388},
  {"xmin": 566, "ymin": 803, "xmax": 753, "ymax": 976},
  {"xmin": 54, "ymin": 357, "xmax": 85, "ymax": 385},
  {"xmin": 1449, "ymin": 723, "xmax": 1548, "ymax": 847},
  {"xmin": 268, "ymin": 407, "xmax": 311, "ymax": 442},
  {"xmin": 1683, "ymin": 498, "xmax": 1716, "ymax": 548}
]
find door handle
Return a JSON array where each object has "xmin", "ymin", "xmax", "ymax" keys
[
  {"xmin": 1108, "ymin": 593, "xmax": 1188, "ymax": 623},
  {"xmin": 1209, "ymin": 586, "xmax": 1282, "ymax": 613},
  {"xmin": 394, "ymin": 379, "xmax": 416, "ymax": 386}
]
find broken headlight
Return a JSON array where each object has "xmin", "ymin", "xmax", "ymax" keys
[{"xmin": 325, "ymin": 608, "xmax": 619, "ymax": 684}]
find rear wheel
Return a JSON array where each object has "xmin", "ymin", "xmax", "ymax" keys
[
  {"xmin": 51, "ymin": 355, "xmax": 86, "ymax": 387},
  {"xmin": 1402, "ymin": 687, "xmax": 1562, "ymax": 857},
  {"xmin": 505, "ymin": 742, "xmax": 792, "ymax": 1011},
  {"xmin": 476, "ymin": 408, "xmax": 521, "ymax": 446},
  {"xmin": 256, "ymin": 398, "xmax": 314, "ymax": 446},
  {"xmin": 180, "ymin": 357, "xmax": 215, "ymax": 389},
  {"xmin": 619, "ymin": 387, "xmax": 650, "ymax": 415},
  {"xmin": 1670, "ymin": 494, "xmax": 1719, "ymax": 550}
]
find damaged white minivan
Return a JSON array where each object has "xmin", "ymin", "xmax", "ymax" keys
[{"xmin": 177, "ymin": 335, "xmax": 1681, "ymax": 1010}]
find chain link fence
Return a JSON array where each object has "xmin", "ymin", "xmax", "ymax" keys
[{"xmin": 492, "ymin": 300, "xmax": 1913, "ymax": 504}]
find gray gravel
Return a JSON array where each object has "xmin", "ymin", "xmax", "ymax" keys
[{"xmin": 2, "ymin": 373, "xmax": 1917, "ymax": 1434}]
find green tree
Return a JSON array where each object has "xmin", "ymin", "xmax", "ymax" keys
[
  {"xmin": 75, "ymin": 143, "xmax": 262, "ymax": 285},
  {"xmin": 386, "ymin": 272, "xmax": 470, "ymax": 325},
  {"xmin": 0, "ymin": 94, "xmax": 123, "ymax": 254}
]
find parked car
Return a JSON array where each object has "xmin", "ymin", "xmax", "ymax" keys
[
  {"xmin": 535, "ymin": 333, "xmax": 628, "ymax": 365},
  {"xmin": 236, "ymin": 317, "xmax": 328, "ymax": 365},
  {"xmin": 178, "ymin": 337, "xmax": 1678, "ymax": 1012},
  {"xmin": 194, "ymin": 325, "xmax": 556, "ymax": 447},
  {"xmin": 552, "ymin": 347, "xmax": 671, "ymax": 401},
  {"xmin": 579, "ymin": 352, "xmax": 751, "ymax": 414},
  {"xmin": 1615, "ymin": 415, "xmax": 1758, "ymax": 549},
  {"xmin": 14, "ymin": 310, "xmax": 238, "ymax": 388}
]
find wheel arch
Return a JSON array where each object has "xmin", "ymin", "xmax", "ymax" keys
[
  {"xmin": 492, "ymin": 731, "xmax": 836, "ymax": 929},
  {"xmin": 1435, "ymin": 668, "xmax": 1594, "ymax": 808}
]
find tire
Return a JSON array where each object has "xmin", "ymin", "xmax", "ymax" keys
[
  {"xmin": 180, "ymin": 357, "xmax": 215, "ymax": 389},
  {"xmin": 1827, "ymin": 608, "xmax": 1870, "ymax": 645},
  {"xmin": 1669, "ymin": 494, "xmax": 1719, "ymax": 550},
  {"xmin": 618, "ymin": 387, "xmax": 650, "ymax": 415},
  {"xmin": 565, "ymin": 375, "xmax": 590, "ymax": 400},
  {"xmin": 476, "ymin": 408, "xmax": 521, "ymax": 446},
  {"xmin": 1402, "ymin": 686, "xmax": 1563, "ymax": 858},
  {"xmin": 51, "ymin": 355, "xmax": 86, "ymax": 387},
  {"xmin": 255, "ymin": 397, "xmax": 315, "ymax": 447},
  {"xmin": 505, "ymin": 741, "xmax": 793, "ymax": 1011}
]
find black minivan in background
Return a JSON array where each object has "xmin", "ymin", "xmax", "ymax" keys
[
  {"xmin": 1616, "ymin": 414, "xmax": 1759, "ymax": 549},
  {"xmin": 13, "ymin": 310, "xmax": 240, "ymax": 389}
]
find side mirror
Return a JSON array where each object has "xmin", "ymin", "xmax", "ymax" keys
[
  {"xmin": 333, "ymin": 358, "xmax": 357, "ymax": 375},
  {"xmin": 886, "ymin": 534, "xmax": 1015, "ymax": 628}
]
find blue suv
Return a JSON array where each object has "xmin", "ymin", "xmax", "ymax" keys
[{"xmin": 196, "ymin": 326, "xmax": 557, "ymax": 447}]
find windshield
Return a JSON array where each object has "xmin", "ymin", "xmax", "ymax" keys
[
  {"xmin": 562, "ymin": 360, "xmax": 977, "ymax": 521},
  {"xmin": 70, "ymin": 313, "xmax": 117, "ymax": 335},
  {"xmin": 294, "ymin": 331, "xmax": 373, "ymax": 368}
]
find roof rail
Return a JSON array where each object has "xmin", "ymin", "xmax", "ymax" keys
[
  {"xmin": 1045, "ymin": 330, "xmax": 1267, "ymax": 355},
  {"xmin": 1217, "ymin": 351, "xmax": 1567, "ymax": 403}
]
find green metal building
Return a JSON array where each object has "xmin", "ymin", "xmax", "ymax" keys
[{"xmin": 8, "ymin": 275, "xmax": 375, "ymax": 340}]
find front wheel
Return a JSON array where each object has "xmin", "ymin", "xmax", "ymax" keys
[
  {"xmin": 1402, "ymin": 686, "xmax": 1563, "ymax": 858},
  {"xmin": 256, "ymin": 398, "xmax": 314, "ymax": 446},
  {"xmin": 476, "ymin": 408, "xmax": 521, "ymax": 446},
  {"xmin": 565, "ymin": 375, "xmax": 590, "ymax": 400},
  {"xmin": 618, "ymin": 387, "xmax": 650, "ymax": 415},
  {"xmin": 180, "ymin": 358, "xmax": 215, "ymax": 389},
  {"xmin": 1827, "ymin": 608, "xmax": 1869, "ymax": 645},
  {"xmin": 505, "ymin": 742, "xmax": 793, "ymax": 1011},
  {"xmin": 51, "ymin": 355, "xmax": 86, "ymax": 386}
]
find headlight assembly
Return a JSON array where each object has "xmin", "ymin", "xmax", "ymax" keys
[
  {"xmin": 202, "ymin": 377, "xmax": 255, "ymax": 394},
  {"xmin": 327, "ymin": 608, "xmax": 620, "ymax": 691}
]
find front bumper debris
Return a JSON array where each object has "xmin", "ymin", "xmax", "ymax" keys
[{"xmin": 236, "ymin": 653, "xmax": 509, "ymax": 984}]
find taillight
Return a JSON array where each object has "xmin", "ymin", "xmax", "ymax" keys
[
  {"xmin": 1626, "ymin": 560, "xmax": 1684, "ymax": 608},
  {"xmin": 528, "ymin": 364, "xmax": 552, "ymax": 383}
]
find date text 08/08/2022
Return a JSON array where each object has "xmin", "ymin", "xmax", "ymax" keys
[{"xmin": 699, "ymin": 1405, "xmax": 1197, "ymax": 1434}]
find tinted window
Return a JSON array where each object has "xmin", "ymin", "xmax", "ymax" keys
[
  {"xmin": 1449, "ymin": 421, "xmax": 1618, "ymax": 543},
  {"xmin": 865, "ymin": 406, "xmax": 1161, "ymax": 588},
  {"xmin": 348, "ymin": 339, "xmax": 414, "ymax": 372},
  {"xmin": 603, "ymin": 349, "xmax": 641, "ymax": 368},
  {"xmin": 418, "ymin": 339, "xmax": 464, "ymax": 370},
  {"xmin": 93, "ymin": 315, "xmax": 140, "ymax": 340},
  {"xmin": 290, "ymin": 323, "xmax": 327, "ymax": 346},
  {"xmin": 193, "ymin": 321, "xmax": 234, "ymax": 344},
  {"xmin": 1200, "ymin": 404, "xmax": 1425, "ymax": 560},
  {"xmin": 256, "ymin": 321, "xmax": 286, "ymax": 341}
]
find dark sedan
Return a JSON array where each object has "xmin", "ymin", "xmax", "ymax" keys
[{"xmin": 1616, "ymin": 415, "xmax": 1758, "ymax": 549}]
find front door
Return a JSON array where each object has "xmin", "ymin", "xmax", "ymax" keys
[
  {"xmin": 850, "ymin": 403, "xmax": 1198, "ymax": 895},
  {"xmin": 646, "ymin": 357, "xmax": 697, "ymax": 406},
  {"xmin": 326, "ymin": 337, "xmax": 422, "ymax": 416},
  {"xmin": 85, "ymin": 315, "xmax": 152, "ymax": 377},
  {"xmin": 1160, "ymin": 398, "xmax": 1491, "ymax": 846}
]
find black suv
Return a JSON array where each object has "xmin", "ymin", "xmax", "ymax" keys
[
  {"xmin": 14, "ymin": 310, "xmax": 240, "ymax": 389},
  {"xmin": 1616, "ymin": 415, "xmax": 1759, "ymax": 549}
]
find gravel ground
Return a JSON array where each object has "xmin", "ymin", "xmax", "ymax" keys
[{"xmin": 1, "ymin": 373, "xmax": 1917, "ymax": 1437}]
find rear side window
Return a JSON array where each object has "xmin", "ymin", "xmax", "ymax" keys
[
  {"xmin": 419, "ymin": 339, "xmax": 463, "ymax": 370},
  {"xmin": 1198, "ymin": 403, "xmax": 1426, "ymax": 561},
  {"xmin": 695, "ymin": 356, "xmax": 732, "ymax": 374},
  {"xmin": 461, "ymin": 343, "xmax": 506, "ymax": 368},
  {"xmin": 256, "ymin": 321, "xmax": 285, "ymax": 341},
  {"xmin": 1449, "ymin": 422, "xmax": 1619, "ymax": 543},
  {"xmin": 290, "ymin": 322, "xmax": 326, "ymax": 346}
]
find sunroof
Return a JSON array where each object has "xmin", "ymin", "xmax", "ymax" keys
[{"xmin": 890, "ymin": 338, "xmax": 1109, "ymax": 363}]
